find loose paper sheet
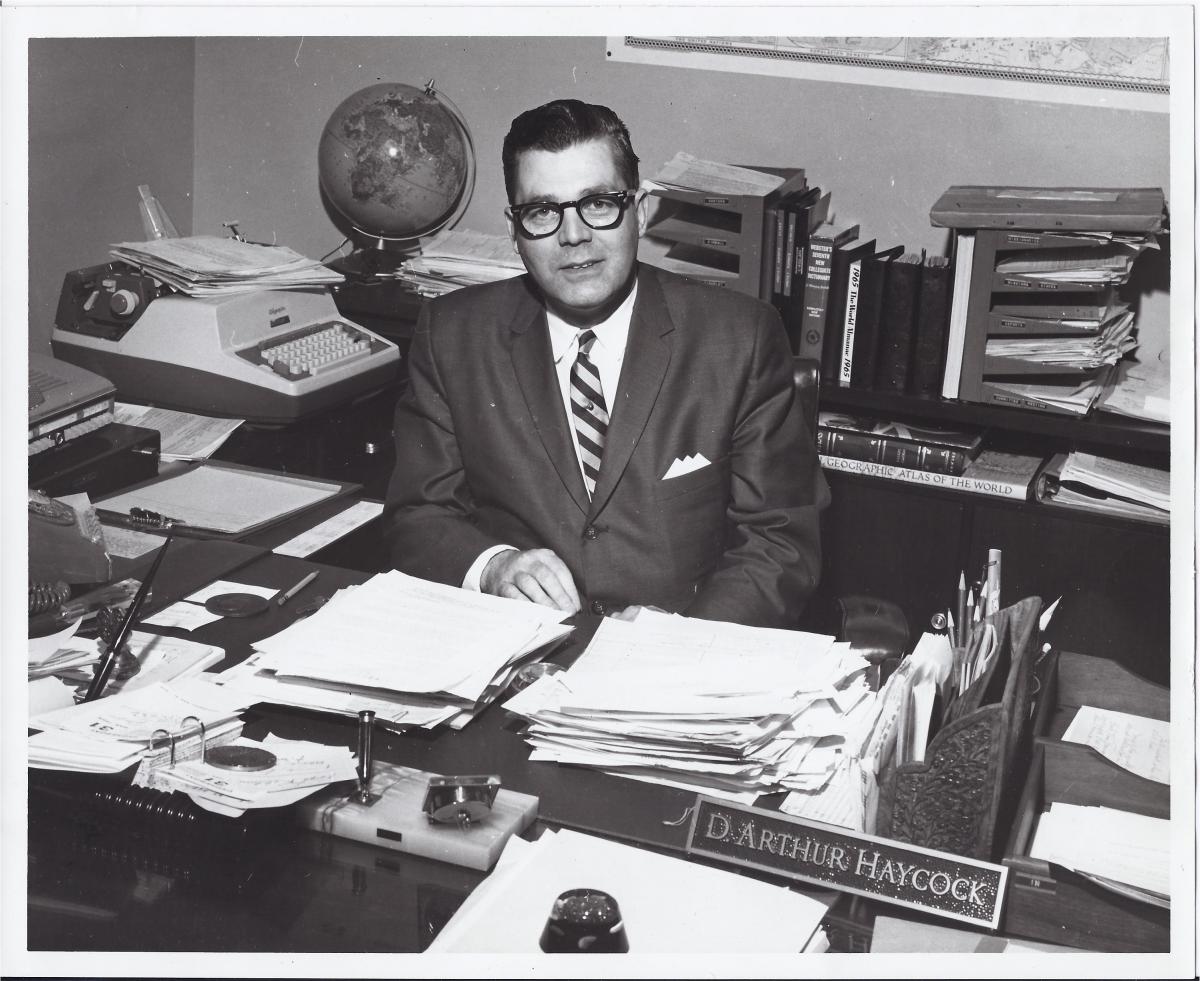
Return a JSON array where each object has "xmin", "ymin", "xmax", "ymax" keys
[{"xmin": 1062, "ymin": 705, "xmax": 1169, "ymax": 784}]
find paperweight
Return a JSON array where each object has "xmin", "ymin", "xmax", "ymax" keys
[{"xmin": 539, "ymin": 888, "xmax": 629, "ymax": 952}]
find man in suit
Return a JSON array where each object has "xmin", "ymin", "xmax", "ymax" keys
[{"xmin": 383, "ymin": 99, "xmax": 829, "ymax": 628}]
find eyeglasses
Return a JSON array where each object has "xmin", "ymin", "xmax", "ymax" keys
[{"xmin": 507, "ymin": 190, "xmax": 637, "ymax": 239}]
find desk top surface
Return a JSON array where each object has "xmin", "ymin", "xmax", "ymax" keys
[{"xmin": 27, "ymin": 546, "xmax": 752, "ymax": 954}]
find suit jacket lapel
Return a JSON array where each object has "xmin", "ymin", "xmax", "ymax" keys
[
  {"xmin": 590, "ymin": 268, "xmax": 674, "ymax": 518},
  {"xmin": 509, "ymin": 289, "xmax": 590, "ymax": 516}
]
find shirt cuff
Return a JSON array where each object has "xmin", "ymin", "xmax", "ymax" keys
[{"xmin": 463, "ymin": 544, "xmax": 517, "ymax": 592}]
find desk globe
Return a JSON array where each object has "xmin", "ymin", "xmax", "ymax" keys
[{"xmin": 319, "ymin": 80, "xmax": 475, "ymax": 273}]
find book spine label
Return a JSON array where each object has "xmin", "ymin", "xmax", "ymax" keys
[
  {"xmin": 782, "ymin": 211, "xmax": 798, "ymax": 298},
  {"xmin": 818, "ymin": 454, "xmax": 1032, "ymax": 498},
  {"xmin": 838, "ymin": 259, "xmax": 863, "ymax": 387},
  {"xmin": 797, "ymin": 239, "xmax": 834, "ymax": 359},
  {"xmin": 773, "ymin": 208, "xmax": 786, "ymax": 298}
]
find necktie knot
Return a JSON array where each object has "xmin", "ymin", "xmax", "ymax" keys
[{"xmin": 577, "ymin": 329, "xmax": 598, "ymax": 357}]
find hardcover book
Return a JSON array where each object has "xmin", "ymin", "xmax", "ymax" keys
[
  {"xmin": 874, "ymin": 251, "xmax": 924, "ymax": 392},
  {"xmin": 777, "ymin": 188, "xmax": 829, "ymax": 352},
  {"xmin": 821, "ymin": 238, "xmax": 876, "ymax": 387},
  {"xmin": 819, "ymin": 449, "xmax": 1047, "ymax": 501},
  {"xmin": 911, "ymin": 254, "xmax": 952, "ymax": 396},
  {"xmin": 817, "ymin": 411, "xmax": 983, "ymax": 475},
  {"xmin": 849, "ymin": 245, "xmax": 905, "ymax": 389},
  {"xmin": 796, "ymin": 219, "xmax": 860, "ymax": 361}
]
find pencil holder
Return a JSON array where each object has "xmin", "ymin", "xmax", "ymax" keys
[{"xmin": 875, "ymin": 595, "xmax": 1042, "ymax": 861}]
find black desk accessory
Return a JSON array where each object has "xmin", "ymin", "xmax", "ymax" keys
[
  {"xmin": 83, "ymin": 533, "xmax": 173, "ymax": 702},
  {"xmin": 204, "ymin": 591, "xmax": 270, "ymax": 617},
  {"xmin": 539, "ymin": 888, "xmax": 629, "ymax": 953}
]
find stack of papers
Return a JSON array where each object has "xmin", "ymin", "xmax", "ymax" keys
[
  {"xmin": 1097, "ymin": 356, "xmax": 1170, "ymax": 425},
  {"xmin": 389, "ymin": 229, "xmax": 525, "ymax": 296},
  {"xmin": 110, "ymin": 235, "xmax": 344, "ymax": 296},
  {"xmin": 996, "ymin": 237, "xmax": 1156, "ymax": 287},
  {"xmin": 113, "ymin": 403, "xmax": 244, "ymax": 461},
  {"xmin": 645, "ymin": 152, "xmax": 787, "ymax": 196},
  {"xmin": 430, "ymin": 827, "xmax": 830, "ymax": 953},
  {"xmin": 1041, "ymin": 450, "xmax": 1169, "ymax": 524},
  {"xmin": 503, "ymin": 612, "xmax": 870, "ymax": 803},
  {"xmin": 138, "ymin": 734, "xmax": 358, "ymax": 817},
  {"xmin": 212, "ymin": 571, "xmax": 573, "ymax": 730},
  {"xmin": 1030, "ymin": 802, "xmax": 1170, "ymax": 904},
  {"xmin": 987, "ymin": 306, "xmax": 1136, "ymax": 370},
  {"xmin": 987, "ymin": 366, "xmax": 1115, "ymax": 416},
  {"xmin": 28, "ymin": 677, "xmax": 249, "ymax": 773},
  {"xmin": 28, "ymin": 630, "xmax": 222, "ymax": 691}
]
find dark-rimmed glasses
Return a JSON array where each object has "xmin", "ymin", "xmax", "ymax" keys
[{"xmin": 507, "ymin": 190, "xmax": 637, "ymax": 240}]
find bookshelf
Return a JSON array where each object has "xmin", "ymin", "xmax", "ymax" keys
[{"xmin": 818, "ymin": 384, "xmax": 1169, "ymax": 458}]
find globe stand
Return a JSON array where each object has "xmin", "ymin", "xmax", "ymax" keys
[{"xmin": 328, "ymin": 245, "xmax": 417, "ymax": 283}]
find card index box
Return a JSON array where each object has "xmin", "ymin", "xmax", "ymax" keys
[
  {"xmin": 875, "ymin": 595, "xmax": 1042, "ymax": 863},
  {"xmin": 1000, "ymin": 650, "xmax": 1170, "ymax": 952}
]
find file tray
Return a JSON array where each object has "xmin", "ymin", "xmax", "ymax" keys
[
  {"xmin": 1000, "ymin": 650, "xmax": 1170, "ymax": 952},
  {"xmin": 876, "ymin": 596, "xmax": 1042, "ymax": 862}
]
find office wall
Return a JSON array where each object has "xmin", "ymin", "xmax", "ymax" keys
[
  {"xmin": 191, "ymin": 35, "xmax": 1172, "ymax": 356},
  {"xmin": 27, "ymin": 37, "xmax": 196, "ymax": 353}
]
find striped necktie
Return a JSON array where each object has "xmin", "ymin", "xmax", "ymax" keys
[{"xmin": 570, "ymin": 329, "xmax": 609, "ymax": 498}]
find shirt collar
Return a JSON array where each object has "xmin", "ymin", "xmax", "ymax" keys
[{"xmin": 547, "ymin": 282, "xmax": 639, "ymax": 364}]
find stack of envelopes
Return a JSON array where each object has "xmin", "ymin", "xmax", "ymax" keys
[
  {"xmin": 216, "ymin": 571, "xmax": 574, "ymax": 730},
  {"xmin": 503, "ymin": 612, "xmax": 873, "ymax": 803}
]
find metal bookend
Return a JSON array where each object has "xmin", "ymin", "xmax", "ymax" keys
[{"xmin": 423, "ymin": 775, "xmax": 501, "ymax": 829}]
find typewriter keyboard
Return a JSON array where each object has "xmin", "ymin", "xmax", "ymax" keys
[{"xmin": 249, "ymin": 321, "xmax": 379, "ymax": 380}]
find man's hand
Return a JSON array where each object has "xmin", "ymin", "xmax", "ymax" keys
[{"xmin": 480, "ymin": 548, "xmax": 581, "ymax": 614}]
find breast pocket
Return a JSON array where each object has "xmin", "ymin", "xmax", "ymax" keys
[
  {"xmin": 655, "ymin": 457, "xmax": 729, "ymax": 502},
  {"xmin": 655, "ymin": 457, "xmax": 731, "ymax": 578}
]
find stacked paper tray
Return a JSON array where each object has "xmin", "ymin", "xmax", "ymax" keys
[{"xmin": 1001, "ymin": 650, "xmax": 1170, "ymax": 952}]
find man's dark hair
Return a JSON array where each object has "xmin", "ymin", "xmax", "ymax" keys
[{"xmin": 502, "ymin": 99, "xmax": 640, "ymax": 203}]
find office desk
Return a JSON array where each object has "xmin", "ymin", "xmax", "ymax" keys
[{"xmin": 27, "ymin": 550, "xmax": 761, "ymax": 953}]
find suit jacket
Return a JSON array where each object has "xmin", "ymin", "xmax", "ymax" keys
[{"xmin": 382, "ymin": 263, "xmax": 830, "ymax": 628}]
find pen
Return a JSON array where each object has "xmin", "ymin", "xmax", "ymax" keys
[
  {"xmin": 97, "ymin": 507, "xmax": 209, "ymax": 538},
  {"xmin": 84, "ymin": 534, "xmax": 173, "ymax": 702},
  {"xmin": 956, "ymin": 571, "xmax": 967, "ymax": 648},
  {"xmin": 276, "ymin": 570, "xmax": 319, "ymax": 607}
]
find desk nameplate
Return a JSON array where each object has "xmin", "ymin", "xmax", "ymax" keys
[{"xmin": 686, "ymin": 797, "xmax": 1008, "ymax": 930}]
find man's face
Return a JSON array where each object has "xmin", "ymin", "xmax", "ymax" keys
[{"xmin": 506, "ymin": 138, "xmax": 647, "ymax": 327}]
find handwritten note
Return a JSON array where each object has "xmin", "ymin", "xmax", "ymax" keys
[{"xmin": 1062, "ymin": 705, "xmax": 1169, "ymax": 784}]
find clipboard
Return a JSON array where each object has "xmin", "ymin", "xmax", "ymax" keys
[{"xmin": 95, "ymin": 460, "xmax": 360, "ymax": 541}]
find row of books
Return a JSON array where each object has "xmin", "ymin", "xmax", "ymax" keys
[
  {"xmin": 767, "ymin": 200, "xmax": 954, "ymax": 398},
  {"xmin": 816, "ymin": 411, "xmax": 1169, "ymax": 522}
]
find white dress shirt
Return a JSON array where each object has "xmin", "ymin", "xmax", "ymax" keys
[{"xmin": 462, "ymin": 283, "xmax": 638, "ymax": 591}]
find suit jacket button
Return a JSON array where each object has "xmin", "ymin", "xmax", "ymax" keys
[
  {"xmin": 590, "ymin": 600, "xmax": 606, "ymax": 616},
  {"xmin": 584, "ymin": 525, "xmax": 598, "ymax": 540}
]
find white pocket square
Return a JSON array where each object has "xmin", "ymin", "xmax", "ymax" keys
[{"xmin": 663, "ymin": 453, "xmax": 711, "ymax": 479}]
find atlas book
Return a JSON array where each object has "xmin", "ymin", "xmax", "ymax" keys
[{"xmin": 819, "ymin": 448, "xmax": 1048, "ymax": 501}]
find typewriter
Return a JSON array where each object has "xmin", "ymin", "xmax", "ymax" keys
[{"xmin": 52, "ymin": 262, "xmax": 401, "ymax": 425}]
